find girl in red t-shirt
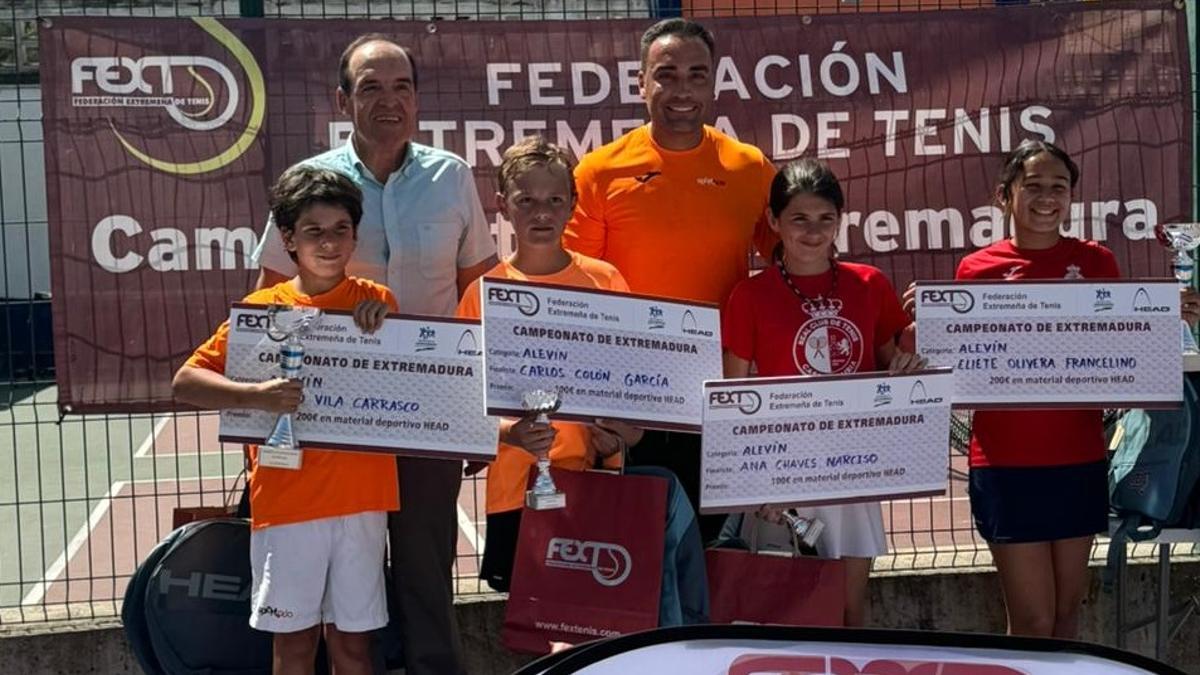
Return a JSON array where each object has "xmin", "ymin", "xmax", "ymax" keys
[
  {"xmin": 722, "ymin": 159, "xmax": 924, "ymax": 626},
  {"xmin": 946, "ymin": 139, "xmax": 1199, "ymax": 639}
]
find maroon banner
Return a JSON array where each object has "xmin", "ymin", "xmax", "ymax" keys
[{"xmin": 40, "ymin": 3, "xmax": 1191, "ymax": 413}]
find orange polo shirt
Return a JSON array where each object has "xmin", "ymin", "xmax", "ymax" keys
[
  {"xmin": 457, "ymin": 251, "xmax": 626, "ymax": 513},
  {"xmin": 185, "ymin": 277, "xmax": 401, "ymax": 529},
  {"xmin": 564, "ymin": 124, "xmax": 777, "ymax": 306}
]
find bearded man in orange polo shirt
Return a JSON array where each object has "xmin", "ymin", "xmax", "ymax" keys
[{"xmin": 564, "ymin": 18, "xmax": 776, "ymax": 541}]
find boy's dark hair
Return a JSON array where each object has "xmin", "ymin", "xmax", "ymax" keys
[
  {"xmin": 338, "ymin": 33, "xmax": 419, "ymax": 94},
  {"xmin": 996, "ymin": 138, "xmax": 1079, "ymax": 202},
  {"xmin": 768, "ymin": 158, "xmax": 845, "ymax": 218},
  {"xmin": 269, "ymin": 166, "xmax": 363, "ymax": 260},
  {"xmin": 497, "ymin": 135, "xmax": 576, "ymax": 199},
  {"xmin": 640, "ymin": 19, "xmax": 715, "ymax": 67}
]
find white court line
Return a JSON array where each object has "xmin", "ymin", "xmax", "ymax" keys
[
  {"xmin": 133, "ymin": 416, "xmax": 171, "ymax": 458},
  {"xmin": 456, "ymin": 503, "xmax": 483, "ymax": 554},
  {"xmin": 126, "ymin": 476, "xmax": 241, "ymax": 485},
  {"xmin": 22, "ymin": 480, "xmax": 125, "ymax": 606},
  {"xmin": 146, "ymin": 447, "xmax": 245, "ymax": 459},
  {"xmin": 882, "ymin": 496, "xmax": 971, "ymax": 505}
]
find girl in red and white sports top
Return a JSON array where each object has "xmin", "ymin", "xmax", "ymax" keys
[{"xmin": 722, "ymin": 158, "xmax": 925, "ymax": 626}]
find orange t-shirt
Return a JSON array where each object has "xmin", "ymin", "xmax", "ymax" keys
[
  {"xmin": 564, "ymin": 124, "xmax": 777, "ymax": 306},
  {"xmin": 457, "ymin": 251, "xmax": 627, "ymax": 513},
  {"xmin": 185, "ymin": 276, "xmax": 401, "ymax": 529}
]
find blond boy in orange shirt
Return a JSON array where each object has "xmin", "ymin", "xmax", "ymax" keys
[{"xmin": 457, "ymin": 136, "xmax": 643, "ymax": 591}]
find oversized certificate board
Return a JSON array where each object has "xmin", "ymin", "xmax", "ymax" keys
[
  {"xmin": 219, "ymin": 304, "xmax": 499, "ymax": 461},
  {"xmin": 700, "ymin": 369, "xmax": 953, "ymax": 513},
  {"xmin": 479, "ymin": 278, "xmax": 722, "ymax": 431},
  {"xmin": 915, "ymin": 280, "xmax": 1181, "ymax": 408}
]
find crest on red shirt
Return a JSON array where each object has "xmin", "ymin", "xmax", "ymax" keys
[{"xmin": 792, "ymin": 298, "xmax": 864, "ymax": 375}]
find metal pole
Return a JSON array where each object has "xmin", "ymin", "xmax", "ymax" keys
[
  {"xmin": 239, "ymin": 0, "xmax": 264, "ymax": 18},
  {"xmin": 1156, "ymin": 543, "xmax": 1170, "ymax": 661},
  {"xmin": 1115, "ymin": 543, "xmax": 1127, "ymax": 649}
]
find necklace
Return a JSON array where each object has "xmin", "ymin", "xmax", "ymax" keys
[{"xmin": 775, "ymin": 248, "xmax": 839, "ymax": 311}]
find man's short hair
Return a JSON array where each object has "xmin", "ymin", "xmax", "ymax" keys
[
  {"xmin": 639, "ymin": 18, "xmax": 715, "ymax": 67},
  {"xmin": 337, "ymin": 33, "xmax": 419, "ymax": 93},
  {"xmin": 269, "ymin": 166, "xmax": 363, "ymax": 260},
  {"xmin": 497, "ymin": 135, "xmax": 577, "ymax": 199}
]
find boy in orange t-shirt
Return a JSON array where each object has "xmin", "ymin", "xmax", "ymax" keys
[
  {"xmin": 457, "ymin": 136, "xmax": 642, "ymax": 592},
  {"xmin": 173, "ymin": 166, "xmax": 398, "ymax": 674}
]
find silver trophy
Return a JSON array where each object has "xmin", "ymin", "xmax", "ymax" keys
[
  {"xmin": 783, "ymin": 509, "xmax": 824, "ymax": 549},
  {"xmin": 1154, "ymin": 222, "xmax": 1200, "ymax": 354},
  {"xmin": 261, "ymin": 306, "xmax": 322, "ymax": 464},
  {"xmin": 523, "ymin": 389, "xmax": 566, "ymax": 510}
]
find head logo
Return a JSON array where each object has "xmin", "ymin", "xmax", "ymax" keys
[
  {"xmin": 908, "ymin": 379, "xmax": 944, "ymax": 406},
  {"xmin": 416, "ymin": 326, "xmax": 437, "ymax": 352},
  {"xmin": 1093, "ymin": 288, "xmax": 1113, "ymax": 312},
  {"xmin": 1132, "ymin": 287, "xmax": 1171, "ymax": 313},
  {"xmin": 647, "ymin": 305, "xmax": 665, "ymax": 330},
  {"xmin": 709, "ymin": 389, "xmax": 762, "ymax": 415},
  {"xmin": 874, "ymin": 382, "xmax": 893, "ymax": 407},
  {"xmin": 545, "ymin": 538, "xmax": 632, "ymax": 587},
  {"xmin": 456, "ymin": 329, "xmax": 481, "ymax": 356},
  {"xmin": 681, "ymin": 309, "xmax": 714, "ymax": 337},
  {"xmin": 919, "ymin": 289, "xmax": 975, "ymax": 314},
  {"xmin": 486, "ymin": 286, "xmax": 540, "ymax": 316},
  {"xmin": 157, "ymin": 568, "xmax": 251, "ymax": 602},
  {"xmin": 234, "ymin": 312, "xmax": 270, "ymax": 333},
  {"xmin": 69, "ymin": 18, "xmax": 265, "ymax": 175},
  {"xmin": 1064, "ymin": 264, "xmax": 1084, "ymax": 279}
]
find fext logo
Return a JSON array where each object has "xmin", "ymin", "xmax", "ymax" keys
[
  {"xmin": 545, "ymin": 538, "xmax": 632, "ymax": 587},
  {"xmin": 68, "ymin": 17, "xmax": 265, "ymax": 176},
  {"xmin": 72, "ymin": 56, "xmax": 239, "ymax": 131},
  {"xmin": 727, "ymin": 654, "xmax": 1026, "ymax": 675},
  {"xmin": 486, "ymin": 286, "xmax": 540, "ymax": 316},
  {"xmin": 708, "ymin": 390, "xmax": 762, "ymax": 415},
  {"xmin": 919, "ymin": 288, "xmax": 975, "ymax": 314},
  {"xmin": 235, "ymin": 312, "xmax": 270, "ymax": 332}
]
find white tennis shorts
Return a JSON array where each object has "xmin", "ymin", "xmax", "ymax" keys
[{"xmin": 249, "ymin": 511, "xmax": 388, "ymax": 633}]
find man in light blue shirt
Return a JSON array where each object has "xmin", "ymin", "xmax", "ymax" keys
[
  {"xmin": 253, "ymin": 33, "xmax": 495, "ymax": 675},
  {"xmin": 254, "ymin": 49, "xmax": 495, "ymax": 316}
]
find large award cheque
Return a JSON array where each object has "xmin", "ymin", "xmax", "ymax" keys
[
  {"xmin": 219, "ymin": 303, "xmax": 499, "ymax": 460},
  {"xmin": 915, "ymin": 280, "xmax": 1181, "ymax": 408},
  {"xmin": 479, "ymin": 279, "xmax": 722, "ymax": 430},
  {"xmin": 700, "ymin": 370, "xmax": 953, "ymax": 512}
]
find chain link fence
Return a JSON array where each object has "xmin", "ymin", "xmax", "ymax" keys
[{"xmin": 2, "ymin": 0, "xmax": 1197, "ymax": 626}]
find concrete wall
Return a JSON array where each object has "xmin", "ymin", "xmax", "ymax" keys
[{"xmin": 3, "ymin": 561, "xmax": 1198, "ymax": 674}]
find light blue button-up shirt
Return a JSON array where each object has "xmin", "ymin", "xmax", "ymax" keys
[{"xmin": 253, "ymin": 140, "xmax": 495, "ymax": 317}]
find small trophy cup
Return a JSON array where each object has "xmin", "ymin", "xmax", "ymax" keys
[
  {"xmin": 523, "ymin": 389, "xmax": 566, "ymax": 510},
  {"xmin": 1154, "ymin": 222, "xmax": 1200, "ymax": 354},
  {"xmin": 259, "ymin": 305, "xmax": 322, "ymax": 469},
  {"xmin": 783, "ymin": 509, "xmax": 824, "ymax": 549}
]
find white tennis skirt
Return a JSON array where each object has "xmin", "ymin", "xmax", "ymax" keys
[{"xmin": 740, "ymin": 501, "xmax": 887, "ymax": 560}]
